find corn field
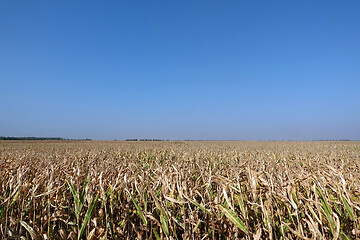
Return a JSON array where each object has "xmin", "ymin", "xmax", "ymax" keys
[{"xmin": 1, "ymin": 141, "xmax": 360, "ymax": 239}]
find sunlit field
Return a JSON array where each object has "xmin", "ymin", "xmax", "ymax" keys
[{"xmin": 1, "ymin": 141, "xmax": 360, "ymax": 239}]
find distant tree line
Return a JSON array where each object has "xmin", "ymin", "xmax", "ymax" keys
[
  {"xmin": 0, "ymin": 137, "xmax": 92, "ymax": 141},
  {"xmin": 125, "ymin": 139, "xmax": 165, "ymax": 141},
  {"xmin": 316, "ymin": 139, "xmax": 351, "ymax": 141},
  {"xmin": 0, "ymin": 137, "xmax": 64, "ymax": 140}
]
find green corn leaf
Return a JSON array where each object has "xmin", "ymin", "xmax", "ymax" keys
[
  {"xmin": 151, "ymin": 193, "xmax": 170, "ymax": 235},
  {"xmin": 108, "ymin": 221, "xmax": 115, "ymax": 240},
  {"xmin": 317, "ymin": 187, "xmax": 335, "ymax": 235},
  {"xmin": 193, "ymin": 220, "xmax": 202, "ymax": 233},
  {"xmin": 340, "ymin": 230, "xmax": 351, "ymax": 240},
  {"xmin": 237, "ymin": 192, "xmax": 246, "ymax": 218},
  {"xmin": 78, "ymin": 193, "xmax": 99, "ymax": 240},
  {"xmin": 306, "ymin": 203, "xmax": 321, "ymax": 224},
  {"xmin": 160, "ymin": 213, "xmax": 169, "ymax": 236},
  {"xmin": 153, "ymin": 228, "xmax": 161, "ymax": 240},
  {"xmin": 340, "ymin": 190, "xmax": 355, "ymax": 221},
  {"xmin": 67, "ymin": 179, "xmax": 80, "ymax": 218},
  {"xmin": 126, "ymin": 189, "xmax": 147, "ymax": 225},
  {"xmin": 218, "ymin": 204, "xmax": 248, "ymax": 234},
  {"xmin": 151, "ymin": 193, "xmax": 168, "ymax": 220},
  {"xmin": 321, "ymin": 204, "xmax": 335, "ymax": 235},
  {"xmin": 143, "ymin": 191, "xmax": 148, "ymax": 213},
  {"xmin": 80, "ymin": 176, "xmax": 89, "ymax": 209}
]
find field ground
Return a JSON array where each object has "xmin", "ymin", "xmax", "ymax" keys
[{"xmin": 1, "ymin": 141, "xmax": 360, "ymax": 239}]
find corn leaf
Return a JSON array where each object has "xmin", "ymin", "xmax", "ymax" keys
[
  {"xmin": 126, "ymin": 189, "xmax": 147, "ymax": 225},
  {"xmin": 218, "ymin": 204, "xmax": 248, "ymax": 234},
  {"xmin": 340, "ymin": 190, "xmax": 355, "ymax": 221},
  {"xmin": 78, "ymin": 193, "xmax": 99, "ymax": 240}
]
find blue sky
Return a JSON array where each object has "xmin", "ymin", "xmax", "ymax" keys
[{"xmin": 1, "ymin": 1, "xmax": 359, "ymax": 140}]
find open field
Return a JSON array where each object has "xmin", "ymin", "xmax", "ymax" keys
[{"xmin": 1, "ymin": 141, "xmax": 360, "ymax": 239}]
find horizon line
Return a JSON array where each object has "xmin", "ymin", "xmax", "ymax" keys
[{"xmin": 1, "ymin": 136, "xmax": 359, "ymax": 142}]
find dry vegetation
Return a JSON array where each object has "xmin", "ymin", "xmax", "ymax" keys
[{"xmin": 1, "ymin": 140, "xmax": 360, "ymax": 239}]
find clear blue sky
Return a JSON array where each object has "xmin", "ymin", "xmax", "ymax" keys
[{"xmin": 1, "ymin": 1, "xmax": 359, "ymax": 140}]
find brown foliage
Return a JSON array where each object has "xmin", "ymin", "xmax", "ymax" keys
[{"xmin": 0, "ymin": 141, "xmax": 359, "ymax": 239}]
